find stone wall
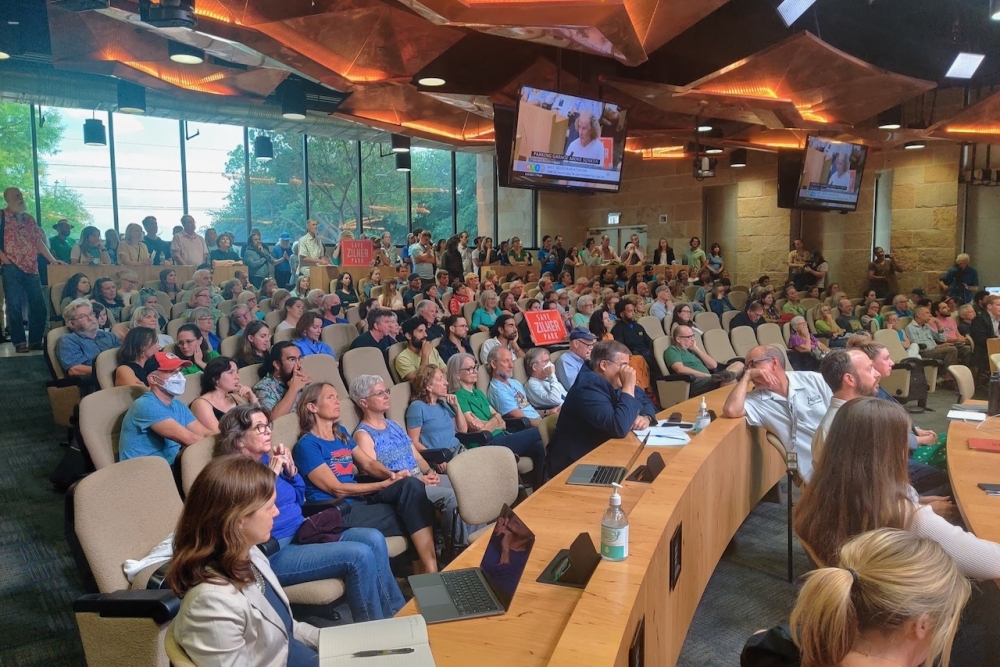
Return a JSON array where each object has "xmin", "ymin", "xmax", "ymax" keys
[{"xmin": 536, "ymin": 145, "xmax": 962, "ymax": 296}]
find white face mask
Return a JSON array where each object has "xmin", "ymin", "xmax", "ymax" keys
[{"xmin": 158, "ymin": 372, "xmax": 186, "ymax": 396}]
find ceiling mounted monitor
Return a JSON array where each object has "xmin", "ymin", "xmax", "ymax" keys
[
  {"xmin": 507, "ymin": 86, "xmax": 628, "ymax": 194},
  {"xmin": 945, "ymin": 53, "xmax": 985, "ymax": 79},
  {"xmin": 139, "ymin": 0, "xmax": 197, "ymax": 29},
  {"xmin": 793, "ymin": 135, "xmax": 869, "ymax": 212},
  {"xmin": 776, "ymin": 0, "xmax": 817, "ymax": 27}
]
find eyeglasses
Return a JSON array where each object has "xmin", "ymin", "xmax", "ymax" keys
[
  {"xmin": 746, "ymin": 356, "xmax": 776, "ymax": 367},
  {"xmin": 366, "ymin": 389, "xmax": 391, "ymax": 399},
  {"xmin": 676, "ymin": 334, "xmax": 695, "ymax": 339},
  {"xmin": 253, "ymin": 422, "xmax": 274, "ymax": 434},
  {"xmin": 461, "ymin": 364, "xmax": 479, "ymax": 372}
]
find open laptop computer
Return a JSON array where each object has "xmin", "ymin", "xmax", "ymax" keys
[
  {"xmin": 409, "ymin": 505, "xmax": 535, "ymax": 624},
  {"xmin": 566, "ymin": 433, "xmax": 648, "ymax": 487}
]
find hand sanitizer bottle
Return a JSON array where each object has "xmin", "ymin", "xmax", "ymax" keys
[
  {"xmin": 601, "ymin": 482, "xmax": 628, "ymax": 561},
  {"xmin": 693, "ymin": 397, "xmax": 711, "ymax": 434}
]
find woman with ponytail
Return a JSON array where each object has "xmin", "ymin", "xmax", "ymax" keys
[{"xmin": 790, "ymin": 528, "xmax": 969, "ymax": 667}]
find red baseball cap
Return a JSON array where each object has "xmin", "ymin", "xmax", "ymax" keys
[{"xmin": 143, "ymin": 352, "xmax": 193, "ymax": 374}]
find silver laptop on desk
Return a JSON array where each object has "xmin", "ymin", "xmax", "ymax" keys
[
  {"xmin": 409, "ymin": 505, "xmax": 534, "ymax": 624},
  {"xmin": 566, "ymin": 433, "xmax": 648, "ymax": 487}
]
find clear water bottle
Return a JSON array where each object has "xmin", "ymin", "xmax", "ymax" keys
[
  {"xmin": 693, "ymin": 397, "xmax": 711, "ymax": 434},
  {"xmin": 601, "ymin": 482, "xmax": 628, "ymax": 561}
]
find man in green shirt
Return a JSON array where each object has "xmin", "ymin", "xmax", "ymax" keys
[
  {"xmin": 49, "ymin": 219, "xmax": 74, "ymax": 264},
  {"xmin": 663, "ymin": 325, "xmax": 738, "ymax": 396},
  {"xmin": 683, "ymin": 236, "xmax": 707, "ymax": 273}
]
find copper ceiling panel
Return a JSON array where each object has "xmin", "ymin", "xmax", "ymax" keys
[
  {"xmin": 634, "ymin": 0, "xmax": 732, "ymax": 53},
  {"xmin": 419, "ymin": 92, "xmax": 496, "ymax": 118},
  {"xmin": 241, "ymin": 1, "xmax": 465, "ymax": 84},
  {"xmin": 48, "ymin": 7, "xmax": 288, "ymax": 98},
  {"xmin": 393, "ymin": 0, "xmax": 647, "ymax": 65},
  {"xmin": 602, "ymin": 77, "xmax": 805, "ymax": 129},
  {"xmin": 931, "ymin": 89, "xmax": 1000, "ymax": 138},
  {"xmin": 686, "ymin": 32, "xmax": 935, "ymax": 127},
  {"xmin": 338, "ymin": 84, "xmax": 495, "ymax": 145}
]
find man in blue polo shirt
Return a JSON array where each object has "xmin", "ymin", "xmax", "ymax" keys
[
  {"xmin": 56, "ymin": 299, "xmax": 120, "ymax": 380},
  {"xmin": 272, "ymin": 232, "xmax": 293, "ymax": 288},
  {"xmin": 118, "ymin": 352, "xmax": 213, "ymax": 464}
]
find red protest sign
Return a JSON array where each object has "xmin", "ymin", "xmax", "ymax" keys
[
  {"xmin": 340, "ymin": 239, "xmax": 374, "ymax": 266},
  {"xmin": 523, "ymin": 310, "xmax": 567, "ymax": 346}
]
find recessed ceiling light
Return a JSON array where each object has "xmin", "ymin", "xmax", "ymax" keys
[
  {"xmin": 705, "ymin": 146, "xmax": 723, "ymax": 155},
  {"xmin": 417, "ymin": 77, "xmax": 446, "ymax": 87},
  {"xmin": 776, "ymin": 0, "xmax": 817, "ymax": 28},
  {"xmin": 991, "ymin": 0, "xmax": 1000, "ymax": 20},
  {"xmin": 0, "ymin": 51, "xmax": 8, "ymax": 60},
  {"xmin": 904, "ymin": 140, "xmax": 927, "ymax": 150},
  {"xmin": 696, "ymin": 125, "xmax": 712, "ymax": 133},
  {"xmin": 876, "ymin": 106, "xmax": 903, "ymax": 130},
  {"xmin": 730, "ymin": 149, "xmax": 748, "ymax": 168},
  {"xmin": 945, "ymin": 52, "xmax": 985, "ymax": 79},
  {"xmin": 168, "ymin": 41, "xmax": 205, "ymax": 65}
]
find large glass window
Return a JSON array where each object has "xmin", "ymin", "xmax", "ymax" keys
[
  {"xmin": 497, "ymin": 184, "xmax": 533, "ymax": 247},
  {"xmin": 0, "ymin": 102, "xmax": 38, "ymax": 221},
  {"xmin": 410, "ymin": 147, "xmax": 453, "ymax": 242},
  {"xmin": 307, "ymin": 136, "xmax": 360, "ymax": 243},
  {"xmin": 246, "ymin": 129, "xmax": 305, "ymax": 244},
  {"xmin": 361, "ymin": 141, "xmax": 407, "ymax": 244},
  {"xmin": 185, "ymin": 121, "xmax": 245, "ymax": 239},
  {"xmin": 112, "ymin": 114, "xmax": 183, "ymax": 232},
  {"xmin": 40, "ymin": 108, "xmax": 114, "ymax": 234},
  {"xmin": 455, "ymin": 151, "xmax": 487, "ymax": 239}
]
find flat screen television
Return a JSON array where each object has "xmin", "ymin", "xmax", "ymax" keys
[
  {"xmin": 794, "ymin": 136, "xmax": 869, "ymax": 212},
  {"xmin": 506, "ymin": 86, "xmax": 627, "ymax": 193},
  {"xmin": 776, "ymin": 150, "xmax": 804, "ymax": 210}
]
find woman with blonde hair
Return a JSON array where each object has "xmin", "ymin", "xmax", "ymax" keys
[
  {"xmin": 813, "ymin": 302, "xmax": 847, "ymax": 347},
  {"xmin": 789, "ymin": 528, "xmax": 969, "ymax": 667},
  {"xmin": 117, "ymin": 223, "xmax": 151, "ymax": 265},
  {"xmin": 471, "ymin": 289, "xmax": 501, "ymax": 333},
  {"xmin": 70, "ymin": 226, "xmax": 111, "ymax": 265},
  {"xmin": 795, "ymin": 397, "xmax": 1000, "ymax": 579},
  {"xmin": 167, "ymin": 455, "xmax": 320, "ymax": 665}
]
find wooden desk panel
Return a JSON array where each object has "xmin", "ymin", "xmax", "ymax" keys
[
  {"xmin": 48, "ymin": 264, "xmax": 194, "ymax": 287},
  {"xmin": 399, "ymin": 388, "xmax": 786, "ymax": 667},
  {"xmin": 947, "ymin": 406, "xmax": 1000, "ymax": 545}
]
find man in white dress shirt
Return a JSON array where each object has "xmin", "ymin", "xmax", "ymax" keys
[{"xmin": 524, "ymin": 347, "xmax": 567, "ymax": 409}]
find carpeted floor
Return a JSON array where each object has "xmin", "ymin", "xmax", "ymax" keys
[{"xmin": 0, "ymin": 357, "xmax": 992, "ymax": 666}]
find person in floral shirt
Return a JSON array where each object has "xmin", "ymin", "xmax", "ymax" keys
[{"xmin": 1, "ymin": 187, "xmax": 66, "ymax": 352}]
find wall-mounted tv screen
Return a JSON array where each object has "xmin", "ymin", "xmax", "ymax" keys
[
  {"xmin": 507, "ymin": 86, "xmax": 627, "ymax": 193},
  {"xmin": 794, "ymin": 136, "xmax": 869, "ymax": 212}
]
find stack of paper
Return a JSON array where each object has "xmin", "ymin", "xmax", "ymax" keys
[
  {"xmin": 319, "ymin": 616, "xmax": 436, "ymax": 667},
  {"xmin": 632, "ymin": 426, "xmax": 691, "ymax": 446}
]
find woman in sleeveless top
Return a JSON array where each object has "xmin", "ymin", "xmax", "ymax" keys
[
  {"xmin": 349, "ymin": 374, "xmax": 477, "ymax": 547},
  {"xmin": 191, "ymin": 356, "xmax": 257, "ymax": 433},
  {"xmin": 113, "ymin": 327, "xmax": 159, "ymax": 387}
]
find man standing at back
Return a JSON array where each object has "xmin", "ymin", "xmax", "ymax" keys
[
  {"xmin": 1, "ymin": 187, "xmax": 66, "ymax": 352},
  {"xmin": 296, "ymin": 219, "xmax": 331, "ymax": 277},
  {"xmin": 272, "ymin": 232, "xmax": 293, "ymax": 288},
  {"xmin": 171, "ymin": 215, "xmax": 209, "ymax": 266},
  {"xmin": 142, "ymin": 216, "xmax": 172, "ymax": 265},
  {"xmin": 721, "ymin": 345, "xmax": 832, "ymax": 482},
  {"xmin": 810, "ymin": 349, "xmax": 880, "ymax": 466},
  {"xmin": 410, "ymin": 230, "xmax": 436, "ymax": 284}
]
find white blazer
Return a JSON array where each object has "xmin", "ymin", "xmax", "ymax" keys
[{"xmin": 172, "ymin": 548, "xmax": 319, "ymax": 667}]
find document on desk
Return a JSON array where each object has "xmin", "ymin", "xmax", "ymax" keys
[
  {"xmin": 319, "ymin": 615, "xmax": 436, "ymax": 666},
  {"xmin": 632, "ymin": 427, "xmax": 691, "ymax": 446},
  {"xmin": 947, "ymin": 410, "xmax": 986, "ymax": 422}
]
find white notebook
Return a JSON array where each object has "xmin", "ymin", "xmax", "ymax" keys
[
  {"xmin": 319, "ymin": 615, "xmax": 436, "ymax": 667},
  {"xmin": 631, "ymin": 426, "xmax": 691, "ymax": 446}
]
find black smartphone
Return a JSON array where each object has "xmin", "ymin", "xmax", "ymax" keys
[{"xmin": 977, "ymin": 483, "xmax": 1000, "ymax": 494}]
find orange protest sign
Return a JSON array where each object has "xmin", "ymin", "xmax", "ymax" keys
[
  {"xmin": 523, "ymin": 310, "xmax": 567, "ymax": 346},
  {"xmin": 340, "ymin": 239, "xmax": 374, "ymax": 266}
]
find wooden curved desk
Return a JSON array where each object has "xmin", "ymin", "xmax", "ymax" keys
[
  {"xmin": 398, "ymin": 387, "xmax": 786, "ymax": 666},
  {"xmin": 947, "ymin": 406, "xmax": 1000, "ymax": 546}
]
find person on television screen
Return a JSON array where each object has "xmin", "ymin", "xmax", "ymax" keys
[
  {"xmin": 828, "ymin": 152, "xmax": 852, "ymax": 190},
  {"xmin": 564, "ymin": 112, "xmax": 605, "ymax": 164}
]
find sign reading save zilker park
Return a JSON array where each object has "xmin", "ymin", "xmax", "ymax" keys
[{"xmin": 523, "ymin": 310, "xmax": 568, "ymax": 346}]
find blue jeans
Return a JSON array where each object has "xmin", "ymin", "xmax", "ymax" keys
[
  {"xmin": 1, "ymin": 264, "xmax": 46, "ymax": 345},
  {"xmin": 270, "ymin": 528, "xmax": 405, "ymax": 622}
]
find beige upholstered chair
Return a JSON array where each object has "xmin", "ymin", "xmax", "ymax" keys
[
  {"xmin": 447, "ymin": 446, "xmax": 520, "ymax": 544},
  {"xmin": 79, "ymin": 386, "xmax": 148, "ymax": 469}
]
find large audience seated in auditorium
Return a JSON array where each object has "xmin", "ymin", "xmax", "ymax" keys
[{"xmin": 15, "ymin": 218, "xmax": 998, "ymax": 664}]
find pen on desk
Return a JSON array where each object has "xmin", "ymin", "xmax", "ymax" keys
[{"xmin": 353, "ymin": 648, "xmax": 415, "ymax": 658}]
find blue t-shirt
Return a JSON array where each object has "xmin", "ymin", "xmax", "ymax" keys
[
  {"xmin": 292, "ymin": 428, "xmax": 359, "ymax": 503},
  {"xmin": 404, "ymin": 400, "xmax": 460, "ymax": 451},
  {"xmin": 488, "ymin": 378, "xmax": 540, "ymax": 420},
  {"xmin": 537, "ymin": 249, "xmax": 557, "ymax": 275},
  {"xmin": 118, "ymin": 391, "xmax": 197, "ymax": 464},
  {"xmin": 271, "ymin": 244, "xmax": 291, "ymax": 272},
  {"xmin": 295, "ymin": 338, "xmax": 336, "ymax": 359}
]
